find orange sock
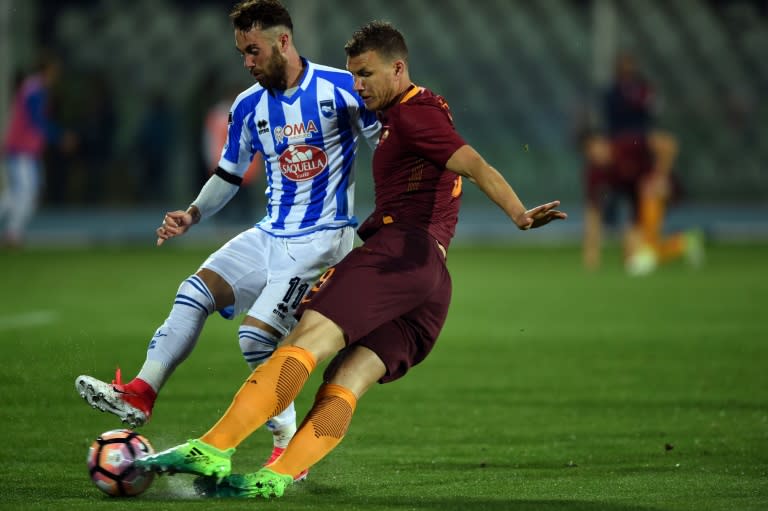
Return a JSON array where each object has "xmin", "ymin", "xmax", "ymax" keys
[
  {"xmin": 639, "ymin": 195, "xmax": 664, "ymax": 250},
  {"xmin": 657, "ymin": 234, "xmax": 686, "ymax": 262},
  {"xmin": 200, "ymin": 346, "xmax": 316, "ymax": 450},
  {"xmin": 268, "ymin": 383, "xmax": 357, "ymax": 478}
]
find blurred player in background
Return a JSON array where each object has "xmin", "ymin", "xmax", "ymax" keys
[
  {"xmin": 75, "ymin": 0, "xmax": 379, "ymax": 475},
  {"xmin": 581, "ymin": 52, "xmax": 703, "ymax": 275},
  {"xmin": 136, "ymin": 21, "xmax": 566, "ymax": 499},
  {"xmin": 0, "ymin": 52, "xmax": 76, "ymax": 248}
]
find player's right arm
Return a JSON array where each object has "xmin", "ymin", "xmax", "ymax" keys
[
  {"xmin": 157, "ymin": 92, "xmax": 260, "ymax": 246},
  {"xmin": 445, "ymin": 145, "xmax": 567, "ymax": 230},
  {"xmin": 155, "ymin": 169, "xmax": 242, "ymax": 246}
]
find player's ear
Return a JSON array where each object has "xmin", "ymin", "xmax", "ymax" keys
[
  {"xmin": 393, "ymin": 60, "xmax": 405, "ymax": 77},
  {"xmin": 278, "ymin": 31, "xmax": 290, "ymax": 52}
]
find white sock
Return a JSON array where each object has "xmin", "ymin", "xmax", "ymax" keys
[
  {"xmin": 136, "ymin": 275, "xmax": 215, "ymax": 391},
  {"xmin": 267, "ymin": 403, "xmax": 297, "ymax": 448},
  {"xmin": 239, "ymin": 325, "xmax": 298, "ymax": 448}
]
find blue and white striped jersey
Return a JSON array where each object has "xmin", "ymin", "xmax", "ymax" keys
[{"xmin": 219, "ymin": 58, "xmax": 380, "ymax": 237}]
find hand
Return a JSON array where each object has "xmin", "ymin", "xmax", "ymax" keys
[
  {"xmin": 156, "ymin": 210, "xmax": 194, "ymax": 246},
  {"xmin": 515, "ymin": 200, "xmax": 567, "ymax": 230}
]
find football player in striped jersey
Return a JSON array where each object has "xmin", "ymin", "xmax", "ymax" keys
[{"xmin": 75, "ymin": 0, "xmax": 380, "ymax": 478}]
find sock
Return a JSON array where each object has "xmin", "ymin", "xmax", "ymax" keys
[
  {"xmin": 657, "ymin": 233, "xmax": 686, "ymax": 262},
  {"xmin": 267, "ymin": 403, "xmax": 297, "ymax": 448},
  {"xmin": 639, "ymin": 195, "xmax": 664, "ymax": 251},
  {"xmin": 136, "ymin": 275, "xmax": 215, "ymax": 392},
  {"xmin": 200, "ymin": 345, "xmax": 316, "ymax": 450},
  {"xmin": 268, "ymin": 383, "xmax": 357, "ymax": 478},
  {"xmin": 117, "ymin": 377, "xmax": 157, "ymax": 413},
  {"xmin": 239, "ymin": 325, "xmax": 298, "ymax": 448},
  {"xmin": 239, "ymin": 325, "xmax": 280, "ymax": 369},
  {"xmin": 639, "ymin": 196, "xmax": 687, "ymax": 263}
]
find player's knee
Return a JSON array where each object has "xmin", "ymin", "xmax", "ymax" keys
[
  {"xmin": 174, "ymin": 275, "xmax": 216, "ymax": 316},
  {"xmin": 239, "ymin": 325, "xmax": 280, "ymax": 369},
  {"xmin": 195, "ymin": 268, "xmax": 234, "ymax": 307}
]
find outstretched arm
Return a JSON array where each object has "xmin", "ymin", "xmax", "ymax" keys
[{"xmin": 445, "ymin": 145, "xmax": 567, "ymax": 229}]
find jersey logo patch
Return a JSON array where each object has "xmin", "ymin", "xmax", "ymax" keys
[
  {"xmin": 274, "ymin": 121, "xmax": 319, "ymax": 143},
  {"xmin": 278, "ymin": 144, "xmax": 328, "ymax": 182},
  {"xmin": 319, "ymin": 100, "xmax": 335, "ymax": 118},
  {"xmin": 378, "ymin": 127, "xmax": 389, "ymax": 146}
]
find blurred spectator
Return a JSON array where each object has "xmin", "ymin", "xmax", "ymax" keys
[
  {"xmin": 134, "ymin": 92, "xmax": 176, "ymax": 203},
  {"xmin": 78, "ymin": 73, "xmax": 116, "ymax": 204},
  {"xmin": 0, "ymin": 52, "xmax": 77, "ymax": 248},
  {"xmin": 581, "ymin": 52, "xmax": 703, "ymax": 274}
]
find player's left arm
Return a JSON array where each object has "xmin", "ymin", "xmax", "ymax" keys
[{"xmin": 445, "ymin": 145, "xmax": 567, "ymax": 230}]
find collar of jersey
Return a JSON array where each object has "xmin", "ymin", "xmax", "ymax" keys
[
  {"xmin": 399, "ymin": 83, "xmax": 423, "ymax": 104},
  {"xmin": 271, "ymin": 57, "xmax": 313, "ymax": 104}
]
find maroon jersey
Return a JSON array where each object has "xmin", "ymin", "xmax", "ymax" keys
[{"xmin": 357, "ymin": 85, "xmax": 466, "ymax": 249}]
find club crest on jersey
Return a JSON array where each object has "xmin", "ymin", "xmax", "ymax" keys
[
  {"xmin": 278, "ymin": 144, "xmax": 328, "ymax": 182},
  {"xmin": 378, "ymin": 127, "xmax": 390, "ymax": 145},
  {"xmin": 319, "ymin": 100, "xmax": 335, "ymax": 119},
  {"xmin": 274, "ymin": 121, "xmax": 319, "ymax": 143}
]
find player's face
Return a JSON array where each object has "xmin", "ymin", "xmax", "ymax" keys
[
  {"xmin": 347, "ymin": 50, "xmax": 402, "ymax": 111},
  {"xmin": 235, "ymin": 28, "xmax": 288, "ymax": 90}
]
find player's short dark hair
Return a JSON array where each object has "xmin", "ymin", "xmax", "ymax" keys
[
  {"xmin": 230, "ymin": 0, "xmax": 293, "ymax": 33},
  {"xmin": 344, "ymin": 21, "xmax": 408, "ymax": 61}
]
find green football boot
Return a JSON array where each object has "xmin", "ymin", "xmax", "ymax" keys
[
  {"xmin": 134, "ymin": 439, "xmax": 234, "ymax": 479},
  {"xmin": 194, "ymin": 468, "xmax": 293, "ymax": 499}
]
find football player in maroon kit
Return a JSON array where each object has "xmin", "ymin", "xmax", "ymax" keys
[{"xmin": 136, "ymin": 21, "xmax": 567, "ymax": 498}]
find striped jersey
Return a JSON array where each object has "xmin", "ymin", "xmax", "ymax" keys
[{"xmin": 219, "ymin": 58, "xmax": 380, "ymax": 237}]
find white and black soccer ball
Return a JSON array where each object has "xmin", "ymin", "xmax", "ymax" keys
[{"xmin": 86, "ymin": 429, "xmax": 155, "ymax": 497}]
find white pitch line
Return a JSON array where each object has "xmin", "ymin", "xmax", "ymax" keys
[{"xmin": 0, "ymin": 311, "xmax": 58, "ymax": 330}]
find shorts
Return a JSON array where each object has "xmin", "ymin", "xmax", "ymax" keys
[
  {"xmin": 201, "ymin": 225, "xmax": 354, "ymax": 335},
  {"xmin": 585, "ymin": 164, "xmax": 640, "ymax": 224},
  {"xmin": 301, "ymin": 224, "xmax": 451, "ymax": 383}
]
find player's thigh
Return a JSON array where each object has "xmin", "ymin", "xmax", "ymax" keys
[
  {"xmin": 248, "ymin": 227, "xmax": 355, "ymax": 335},
  {"xmin": 199, "ymin": 228, "xmax": 271, "ymax": 315},
  {"xmin": 6, "ymin": 155, "xmax": 40, "ymax": 198},
  {"xmin": 355, "ymin": 294, "xmax": 451, "ymax": 384}
]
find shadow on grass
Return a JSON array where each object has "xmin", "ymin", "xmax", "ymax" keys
[
  {"xmin": 142, "ymin": 481, "xmax": 664, "ymax": 511},
  {"xmin": 298, "ymin": 486, "xmax": 664, "ymax": 511}
]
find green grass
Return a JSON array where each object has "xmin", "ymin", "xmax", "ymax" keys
[{"xmin": 0, "ymin": 242, "xmax": 766, "ymax": 510}]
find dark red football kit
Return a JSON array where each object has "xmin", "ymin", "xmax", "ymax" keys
[{"xmin": 301, "ymin": 85, "xmax": 466, "ymax": 382}]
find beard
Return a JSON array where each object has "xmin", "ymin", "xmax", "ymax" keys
[{"xmin": 253, "ymin": 45, "xmax": 288, "ymax": 90}]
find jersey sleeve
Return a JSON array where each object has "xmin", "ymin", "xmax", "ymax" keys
[
  {"xmin": 399, "ymin": 101, "xmax": 466, "ymax": 168},
  {"xmin": 337, "ymin": 75, "xmax": 381, "ymax": 149},
  {"xmin": 357, "ymin": 107, "xmax": 381, "ymax": 149},
  {"xmin": 217, "ymin": 96, "xmax": 258, "ymax": 178}
]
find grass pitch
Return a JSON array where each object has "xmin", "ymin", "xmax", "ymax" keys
[{"xmin": 0, "ymin": 242, "xmax": 765, "ymax": 510}]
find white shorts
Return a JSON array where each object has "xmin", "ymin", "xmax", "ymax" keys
[{"xmin": 200, "ymin": 226, "xmax": 354, "ymax": 335}]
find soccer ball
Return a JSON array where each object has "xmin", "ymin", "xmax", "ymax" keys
[{"xmin": 86, "ymin": 429, "xmax": 155, "ymax": 497}]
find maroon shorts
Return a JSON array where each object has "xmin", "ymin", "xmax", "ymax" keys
[
  {"xmin": 299, "ymin": 224, "xmax": 451, "ymax": 383},
  {"xmin": 585, "ymin": 134, "xmax": 653, "ymax": 221}
]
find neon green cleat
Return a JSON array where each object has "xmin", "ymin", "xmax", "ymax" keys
[
  {"xmin": 194, "ymin": 468, "xmax": 293, "ymax": 499},
  {"xmin": 134, "ymin": 439, "xmax": 234, "ymax": 479},
  {"xmin": 684, "ymin": 229, "xmax": 705, "ymax": 268}
]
